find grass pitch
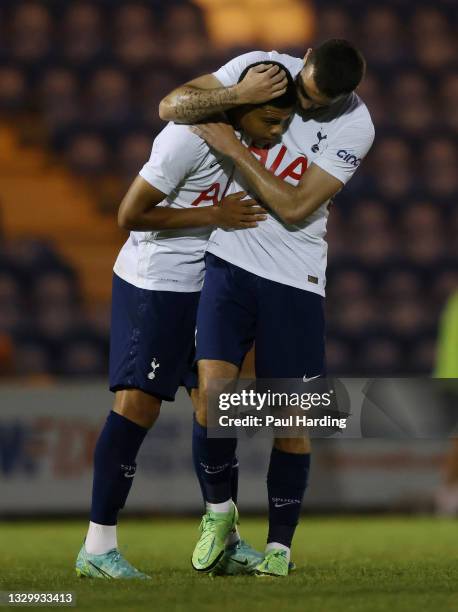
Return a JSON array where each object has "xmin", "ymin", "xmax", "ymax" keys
[{"xmin": 0, "ymin": 517, "xmax": 457, "ymax": 612}]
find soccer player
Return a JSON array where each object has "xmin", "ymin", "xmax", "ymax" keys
[
  {"xmin": 75, "ymin": 64, "xmax": 297, "ymax": 579},
  {"xmin": 160, "ymin": 39, "xmax": 375, "ymax": 577}
]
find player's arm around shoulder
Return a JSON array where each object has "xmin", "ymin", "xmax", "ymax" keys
[
  {"xmin": 159, "ymin": 73, "xmax": 228, "ymax": 123},
  {"xmin": 282, "ymin": 117, "xmax": 375, "ymax": 224},
  {"xmin": 190, "ymin": 122, "xmax": 345, "ymax": 226},
  {"xmin": 194, "ymin": 113, "xmax": 374, "ymax": 225},
  {"xmin": 158, "ymin": 51, "xmax": 289, "ymax": 124}
]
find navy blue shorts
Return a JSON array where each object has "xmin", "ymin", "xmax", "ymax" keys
[
  {"xmin": 109, "ymin": 274, "xmax": 199, "ymax": 401},
  {"xmin": 196, "ymin": 253, "xmax": 326, "ymax": 378}
]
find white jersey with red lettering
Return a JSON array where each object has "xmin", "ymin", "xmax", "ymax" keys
[
  {"xmin": 207, "ymin": 50, "xmax": 375, "ymax": 296},
  {"xmin": 113, "ymin": 122, "xmax": 233, "ymax": 292}
]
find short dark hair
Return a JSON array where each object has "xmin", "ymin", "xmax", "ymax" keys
[
  {"xmin": 309, "ymin": 39, "xmax": 366, "ymax": 99},
  {"xmin": 238, "ymin": 61, "xmax": 297, "ymax": 108}
]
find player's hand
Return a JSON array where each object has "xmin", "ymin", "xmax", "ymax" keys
[
  {"xmin": 213, "ymin": 191, "xmax": 267, "ymax": 229},
  {"xmin": 236, "ymin": 64, "xmax": 288, "ymax": 104},
  {"xmin": 190, "ymin": 122, "xmax": 241, "ymax": 157}
]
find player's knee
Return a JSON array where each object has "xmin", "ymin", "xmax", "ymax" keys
[
  {"xmin": 194, "ymin": 387, "xmax": 209, "ymax": 426},
  {"xmin": 274, "ymin": 436, "xmax": 311, "ymax": 454},
  {"xmin": 113, "ymin": 389, "xmax": 161, "ymax": 429},
  {"xmin": 189, "ymin": 388, "xmax": 200, "ymax": 412},
  {"xmin": 195, "ymin": 377, "xmax": 216, "ymax": 426},
  {"xmin": 195, "ymin": 366, "xmax": 212, "ymax": 423},
  {"xmin": 197, "ymin": 360, "xmax": 238, "ymax": 400},
  {"xmin": 196, "ymin": 360, "xmax": 239, "ymax": 427}
]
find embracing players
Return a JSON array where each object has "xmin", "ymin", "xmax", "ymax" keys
[
  {"xmin": 75, "ymin": 65, "xmax": 297, "ymax": 579},
  {"xmin": 160, "ymin": 39, "xmax": 375, "ymax": 576}
]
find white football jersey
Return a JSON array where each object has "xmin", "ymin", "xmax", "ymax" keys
[
  {"xmin": 114, "ymin": 122, "xmax": 233, "ymax": 292},
  {"xmin": 207, "ymin": 51, "xmax": 375, "ymax": 296}
]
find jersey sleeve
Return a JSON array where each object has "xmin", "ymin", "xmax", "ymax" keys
[
  {"xmin": 312, "ymin": 119, "xmax": 375, "ymax": 185},
  {"xmin": 139, "ymin": 124, "xmax": 204, "ymax": 195}
]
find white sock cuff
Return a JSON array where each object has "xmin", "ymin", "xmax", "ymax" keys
[
  {"xmin": 206, "ymin": 499, "xmax": 233, "ymax": 513},
  {"xmin": 85, "ymin": 522, "xmax": 118, "ymax": 555},
  {"xmin": 265, "ymin": 542, "xmax": 291, "ymax": 562}
]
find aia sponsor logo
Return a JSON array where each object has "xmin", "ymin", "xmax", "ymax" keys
[
  {"xmin": 190, "ymin": 145, "xmax": 308, "ymax": 206},
  {"xmin": 249, "ymin": 145, "xmax": 308, "ymax": 181},
  {"xmin": 191, "ymin": 183, "xmax": 221, "ymax": 206}
]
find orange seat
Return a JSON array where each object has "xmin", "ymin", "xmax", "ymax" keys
[
  {"xmin": 0, "ymin": 123, "xmax": 124, "ymax": 305},
  {"xmin": 194, "ymin": 0, "xmax": 315, "ymax": 48}
]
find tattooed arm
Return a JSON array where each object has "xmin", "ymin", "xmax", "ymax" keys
[
  {"xmin": 159, "ymin": 65, "xmax": 288, "ymax": 124},
  {"xmin": 159, "ymin": 74, "xmax": 238, "ymax": 124}
]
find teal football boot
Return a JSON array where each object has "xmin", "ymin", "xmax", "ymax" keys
[
  {"xmin": 211, "ymin": 539, "xmax": 264, "ymax": 576},
  {"xmin": 75, "ymin": 544, "xmax": 151, "ymax": 579}
]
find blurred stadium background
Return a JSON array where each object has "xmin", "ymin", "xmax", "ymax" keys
[{"xmin": 0, "ymin": 0, "xmax": 457, "ymax": 517}]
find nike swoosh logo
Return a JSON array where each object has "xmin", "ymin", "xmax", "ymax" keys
[
  {"xmin": 123, "ymin": 472, "xmax": 135, "ymax": 478},
  {"xmin": 230, "ymin": 558, "xmax": 248, "ymax": 566},
  {"xmin": 302, "ymin": 375, "xmax": 320, "ymax": 383},
  {"xmin": 274, "ymin": 502, "xmax": 297, "ymax": 508},
  {"xmin": 203, "ymin": 467, "xmax": 225, "ymax": 474},
  {"xmin": 88, "ymin": 560, "xmax": 112, "ymax": 579},
  {"xmin": 198, "ymin": 539, "xmax": 215, "ymax": 565}
]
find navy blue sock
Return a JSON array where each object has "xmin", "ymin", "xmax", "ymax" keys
[
  {"xmin": 267, "ymin": 447, "xmax": 310, "ymax": 548},
  {"xmin": 231, "ymin": 457, "xmax": 239, "ymax": 505},
  {"xmin": 192, "ymin": 416, "xmax": 206, "ymax": 505},
  {"xmin": 90, "ymin": 411, "xmax": 148, "ymax": 525},
  {"xmin": 193, "ymin": 445, "xmax": 239, "ymax": 507},
  {"xmin": 192, "ymin": 416, "xmax": 237, "ymax": 503},
  {"xmin": 192, "ymin": 421, "xmax": 239, "ymax": 506}
]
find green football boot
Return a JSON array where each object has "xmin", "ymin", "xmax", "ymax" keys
[
  {"xmin": 75, "ymin": 544, "xmax": 151, "ymax": 579},
  {"xmin": 191, "ymin": 502, "xmax": 239, "ymax": 572},
  {"xmin": 254, "ymin": 548, "xmax": 289, "ymax": 577},
  {"xmin": 211, "ymin": 539, "xmax": 264, "ymax": 576}
]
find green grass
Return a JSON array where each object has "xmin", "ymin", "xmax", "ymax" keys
[{"xmin": 0, "ymin": 517, "xmax": 457, "ymax": 612}]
